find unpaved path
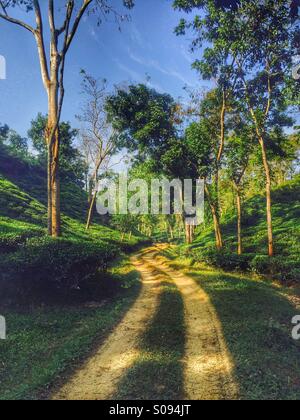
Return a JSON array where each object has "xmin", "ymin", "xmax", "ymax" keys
[
  {"xmin": 52, "ymin": 248, "xmax": 163, "ymax": 400},
  {"xmin": 52, "ymin": 245, "xmax": 238, "ymax": 400},
  {"xmin": 153, "ymin": 246, "xmax": 238, "ymax": 400}
]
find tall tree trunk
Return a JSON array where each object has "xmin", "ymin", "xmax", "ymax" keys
[
  {"xmin": 235, "ymin": 187, "xmax": 242, "ymax": 255},
  {"xmin": 205, "ymin": 184, "xmax": 223, "ymax": 250},
  {"xmin": 86, "ymin": 156, "xmax": 102, "ymax": 230},
  {"xmin": 215, "ymin": 89, "xmax": 226, "ymax": 214},
  {"xmin": 47, "ymin": 81, "xmax": 61, "ymax": 237},
  {"xmin": 259, "ymin": 136, "xmax": 274, "ymax": 257},
  {"xmin": 185, "ymin": 222, "xmax": 194, "ymax": 244},
  {"xmin": 47, "ymin": 143, "xmax": 52, "ymax": 235},
  {"xmin": 169, "ymin": 225, "xmax": 174, "ymax": 240},
  {"xmin": 185, "ymin": 222, "xmax": 192, "ymax": 244},
  {"xmin": 86, "ymin": 191, "xmax": 97, "ymax": 230},
  {"xmin": 51, "ymin": 131, "xmax": 60, "ymax": 237},
  {"xmin": 247, "ymin": 97, "xmax": 274, "ymax": 257}
]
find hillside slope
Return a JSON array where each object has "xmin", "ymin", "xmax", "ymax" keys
[
  {"xmin": 191, "ymin": 176, "xmax": 300, "ymax": 282},
  {"xmin": 0, "ymin": 145, "xmax": 145, "ymax": 303}
]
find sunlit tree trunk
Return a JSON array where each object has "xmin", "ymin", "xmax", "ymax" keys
[
  {"xmin": 185, "ymin": 222, "xmax": 192, "ymax": 244},
  {"xmin": 248, "ymin": 102, "xmax": 274, "ymax": 257},
  {"xmin": 205, "ymin": 184, "xmax": 223, "ymax": 250},
  {"xmin": 244, "ymin": 76, "xmax": 274, "ymax": 257},
  {"xmin": 215, "ymin": 89, "xmax": 226, "ymax": 214},
  {"xmin": 86, "ymin": 191, "xmax": 97, "ymax": 230},
  {"xmin": 47, "ymin": 73, "xmax": 61, "ymax": 237},
  {"xmin": 259, "ymin": 136, "xmax": 274, "ymax": 257},
  {"xmin": 235, "ymin": 186, "xmax": 242, "ymax": 255}
]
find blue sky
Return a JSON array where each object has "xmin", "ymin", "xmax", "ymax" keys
[{"xmin": 0, "ymin": 0, "xmax": 205, "ymax": 138}]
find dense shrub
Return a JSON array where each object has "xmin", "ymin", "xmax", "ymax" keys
[
  {"xmin": 193, "ymin": 248, "xmax": 251, "ymax": 271},
  {"xmin": 0, "ymin": 236, "xmax": 118, "ymax": 303},
  {"xmin": 192, "ymin": 247, "xmax": 300, "ymax": 283},
  {"xmin": 250, "ymin": 255, "xmax": 300, "ymax": 283},
  {"xmin": 0, "ymin": 230, "xmax": 43, "ymax": 254}
]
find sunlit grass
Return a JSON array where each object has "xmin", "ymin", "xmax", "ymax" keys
[{"xmin": 187, "ymin": 266, "xmax": 300, "ymax": 400}]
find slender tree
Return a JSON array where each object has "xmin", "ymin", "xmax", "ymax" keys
[
  {"xmin": 226, "ymin": 132, "xmax": 253, "ymax": 255},
  {"xmin": 184, "ymin": 119, "xmax": 223, "ymax": 248},
  {"xmin": 0, "ymin": 0, "xmax": 134, "ymax": 236},
  {"xmin": 174, "ymin": 0, "xmax": 240, "ymax": 215},
  {"xmin": 232, "ymin": 1, "xmax": 295, "ymax": 256},
  {"xmin": 77, "ymin": 72, "xmax": 120, "ymax": 230}
]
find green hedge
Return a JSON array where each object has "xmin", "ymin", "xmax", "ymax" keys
[
  {"xmin": 192, "ymin": 248, "xmax": 300, "ymax": 283},
  {"xmin": 250, "ymin": 255, "xmax": 300, "ymax": 282},
  {"xmin": 193, "ymin": 248, "xmax": 251, "ymax": 271},
  {"xmin": 0, "ymin": 236, "xmax": 118, "ymax": 304}
]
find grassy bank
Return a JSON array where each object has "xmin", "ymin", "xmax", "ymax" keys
[
  {"xmin": 191, "ymin": 176, "xmax": 300, "ymax": 283},
  {"xmin": 0, "ymin": 144, "xmax": 147, "ymax": 304}
]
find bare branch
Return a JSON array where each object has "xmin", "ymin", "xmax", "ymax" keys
[
  {"xmin": 48, "ymin": 0, "xmax": 58, "ymax": 53},
  {"xmin": 65, "ymin": 0, "xmax": 93, "ymax": 53},
  {"xmin": 0, "ymin": 1, "xmax": 35, "ymax": 33},
  {"xmin": 32, "ymin": 0, "xmax": 50, "ymax": 89},
  {"xmin": 264, "ymin": 58, "xmax": 272, "ymax": 119},
  {"xmin": 57, "ymin": 0, "xmax": 74, "ymax": 36}
]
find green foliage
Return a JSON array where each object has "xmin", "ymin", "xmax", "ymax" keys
[
  {"xmin": 106, "ymin": 84, "xmax": 177, "ymax": 163},
  {"xmin": 250, "ymin": 255, "xmax": 300, "ymax": 283},
  {"xmin": 28, "ymin": 114, "xmax": 87, "ymax": 185},
  {"xmin": 185, "ymin": 119, "xmax": 214, "ymax": 178},
  {"xmin": 0, "ymin": 236, "xmax": 118, "ymax": 303},
  {"xmin": 0, "ymin": 142, "xmax": 89, "ymax": 222},
  {"xmin": 0, "ymin": 123, "xmax": 28, "ymax": 157}
]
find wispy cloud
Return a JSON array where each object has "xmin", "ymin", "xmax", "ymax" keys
[
  {"xmin": 87, "ymin": 23, "xmax": 102, "ymax": 44},
  {"xmin": 128, "ymin": 49, "xmax": 193, "ymax": 87},
  {"xmin": 114, "ymin": 58, "xmax": 143, "ymax": 81},
  {"xmin": 130, "ymin": 25, "xmax": 143, "ymax": 47},
  {"xmin": 180, "ymin": 45, "xmax": 194, "ymax": 64},
  {"xmin": 114, "ymin": 58, "xmax": 165, "ymax": 92},
  {"xmin": 129, "ymin": 25, "xmax": 152, "ymax": 50}
]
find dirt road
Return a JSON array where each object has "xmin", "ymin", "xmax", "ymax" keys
[{"xmin": 52, "ymin": 245, "xmax": 238, "ymax": 400}]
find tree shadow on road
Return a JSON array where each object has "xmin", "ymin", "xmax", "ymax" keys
[{"xmin": 114, "ymin": 281, "xmax": 185, "ymax": 400}]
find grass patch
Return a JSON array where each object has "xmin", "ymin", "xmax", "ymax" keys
[
  {"xmin": 186, "ymin": 265, "xmax": 300, "ymax": 400},
  {"xmin": 0, "ymin": 256, "xmax": 141, "ymax": 400},
  {"xmin": 114, "ymin": 281, "xmax": 185, "ymax": 400}
]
